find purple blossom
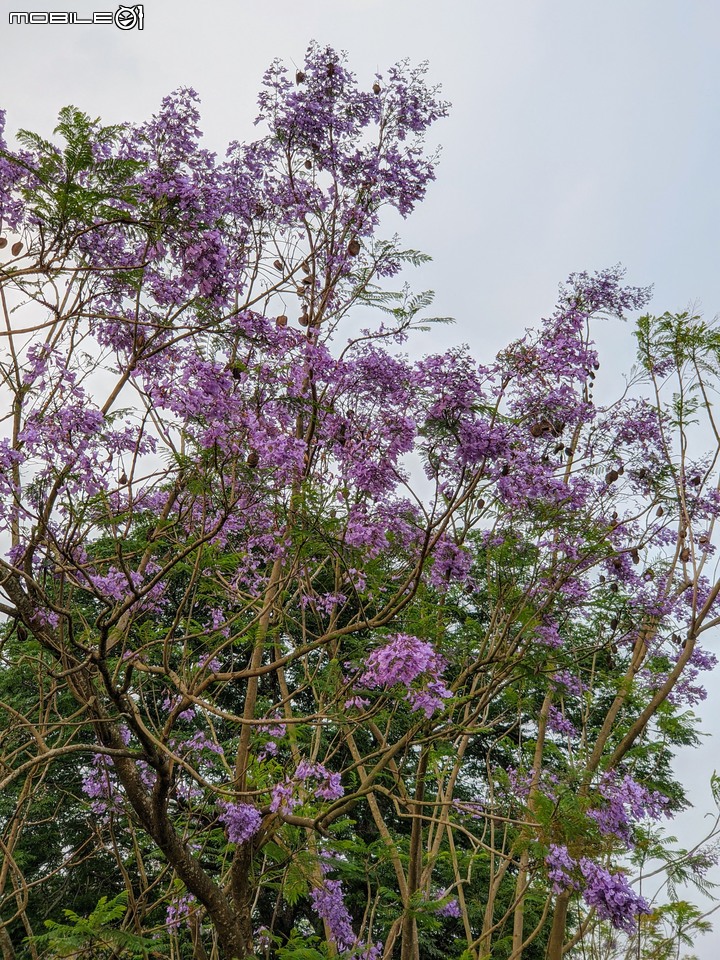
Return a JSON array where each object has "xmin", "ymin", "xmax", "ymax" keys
[
  {"xmin": 588, "ymin": 772, "xmax": 668, "ymax": 843},
  {"xmin": 579, "ymin": 859, "xmax": 651, "ymax": 933},
  {"xmin": 219, "ymin": 803, "xmax": 263, "ymax": 844}
]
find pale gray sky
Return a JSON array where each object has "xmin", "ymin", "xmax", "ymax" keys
[{"xmin": 3, "ymin": 0, "xmax": 720, "ymax": 952}]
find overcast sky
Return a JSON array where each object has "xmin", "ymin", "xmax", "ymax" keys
[{"xmin": 3, "ymin": 0, "xmax": 720, "ymax": 952}]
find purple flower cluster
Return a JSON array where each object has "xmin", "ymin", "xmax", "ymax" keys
[
  {"xmin": 545, "ymin": 845, "xmax": 651, "ymax": 932},
  {"xmin": 270, "ymin": 759, "xmax": 344, "ymax": 815},
  {"xmin": 588, "ymin": 773, "xmax": 668, "ymax": 844},
  {"xmin": 578, "ymin": 859, "xmax": 651, "ymax": 933},
  {"xmin": 309, "ymin": 854, "xmax": 382, "ymax": 958},
  {"xmin": 218, "ymin": 802, "xmax": 263, "ymax": 844},
  {"xmin": 356, "ymin": 633, "xmax": 451, "ymax": 718}
]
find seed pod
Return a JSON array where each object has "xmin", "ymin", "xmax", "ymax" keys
[
  {"xmin": 530, "ymin": 420, "xmax": 552, "ymax": 438},
  {"xmin": 605, "ymin": 469, "xmax": 619, "ymax": 484},
  {"xmin": 297, "ymin": 285, "xmax": 306, "ymax": 297},
  {"xmin": 273, "ymin": 259, "xmax": 283, "ymax": 271},
  {"xmin": 296, "ymin": 70, "xmax": 306, "ymax": 84},
  {"xmin": 610, "ymin": 582, "xmax": 619, "ymax": 593},
  {"xmin": 618, "ymin": 465, "xmax": 624, "ymax": 475},
  {"xmin": 593, "ymin": 361, "xmax": 600, "ymax": 370},
  {"xmin": 0, "ymin": 238, "xmax": 7, "ymax": 248},
  {"xmin": 671, "ymin": 633, "xmax": 681, "ymax": 644},
  {"xmin": 119, "ymin": 471, "xmax": 128, "ymax": 485},
  {"xmin": 612, "ymin": 557, "xmax": 623, "ymax": 570},
  {"xmin": 680, "ymin": 546, "xmax": 691, "ymax": 562},
  {"xmin": 347, "ymin": 238, "xmax": 361, "ymax": 257},
  {"xmin": 276, "ymin": 314, "xmax": 288, "ymax": 327},
  {"xmin": 637, "ymin": 468, "xmax": 648, "ymax": 480},
  {"xmin": 301, "ymin": 260, "xmax": 311, "ymax": 274},
  {"xmin": 565, "ymin": 446, "xmax": 574, "ymax": 456},
  {"xmin": 630, "ymin": 548, "xmax": 640, "ymax": 564},
  {"xmin": 699, "ymin": 533, "xmax": 709, "ymax": 545},
  {"xmin": 304, "ymin": 159, "xmax": 313, "ymax": 170},
  {"xmin": 254, "ymin": 203, "xmax": 266, "ymax": 218},
  {"xmin": 373, "ymin": 82, "xmax": 381, "ymax": 94},
  {"xmin": 11, "ymin": 241, "xmax": 23, "ymax": 256},
  {"xmin": 299, "ymin": 313, "xmax": 309, "ymax": 327},
  {"xmin": 302, "ymin": 274, "xmax": 314, "ymax": 285},
  {"xmin": 656, "ymin": 506, "xmax": 664, "ymax": 517},
  {"xmin": 476, "ymin": 498, "xmax": 485, "ymax": 510},
  {"xmin": 610, "ymin": 617, "xmax": 619, "ymax": 630},
  {"xmin": 247, "ymin": 450, "xmax": 259, "ymax": 468},
  {"xmin": 690, "ymin": 475, "xmax": 702, "ymax": 486}
]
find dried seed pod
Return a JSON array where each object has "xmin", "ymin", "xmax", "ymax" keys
[
  {"xmin": 273, "ymin": 259, "xmax": 283, "ymax": 271},
  {"xmin": 304, "ymin": 159, "xmax": 313, "ymax": 170},
  {"xmin": 299, "ymin": 313, "xmax": 309, "ymax": 327},
  {"xmin": 0, "ymin": 238, "xmax": 7, "ymax": 248},
  {"xmin": 254, "ymin": 203, "xmax": 266, "ymax": 218},
  {"xmin": 680, "ymin": 547, "xmax": 691, "ymax": 562},
  {"xmin": 565, "ymin": 446, "xmax": 574, "ymax": 456},
  {"xmin": 690, "ymin": 475, "xmax": 702, "ymax": 486},
  {"xmin": 276, "ymin": 314, "xmax": 288, "ymax": 327},
  {"xmin": 247, "ymin": 450, "xmax": 259, "ymax": 468},
  {"xmin": 302, "ymin": 274, "xmax": 314, "ymax": 285},
  {"xmin": 11, "ymin": 241, "xmax": 23, "ymax": 256},
  {"xmin": 297, "ymin": 285, "xmax": 306, "ymax": 297},
  {"xmin": 610, "ymin": 582, "xmax": 619, "ymax": 593},
  {"xmin": 605, "ymin": 469, "xmax": 619, "ymax": 484},
  {"xmin": 296, "ymin": 70, "xmax": 306, "ymax": 84},
  {"xmin": 656, "ymin": 506, "xmax": 664, "ymax": 517},
  {"xmin": 610, "ymin": 617, "xmax": 619, "ymax": 630},
  {"xmin": 476, "ymin": 498, "xmax": 485, "ymax": 510},
  {"xmin": 119, "ymin": 471, "xmax": 128, "ymax": 485},
  {"xmin": 373, "ymin": 82, "xmax": 381, "ymax": 94},
  {"xmin": 530, "ymin": 420, "xmax": 552, "ymax": 438},
  {"xmin": 699, "ymin": 533, "xmax": 709, "ymax": 545},
  {"xmin": 301, "ymin": 260, "xmax": 311, "ymax": 274},
  {"xmin": 500, "ymin": 464, "xmax": 510, "ymax": 476},
  {"xmin": 347, "ymin": 238, "xmax": 361, "ymax": 257},
  {"xmin": 671, "ymin": 633, "xmax": 681, "ymax": 645},
  {"xmin": 630, "ymin": 548, "xmax": 640, "ymax": 564}
]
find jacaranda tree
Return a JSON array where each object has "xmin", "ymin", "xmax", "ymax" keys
[{"xmin": 1, "ymin": 42, "xmax": 719, "ymax": 960}]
